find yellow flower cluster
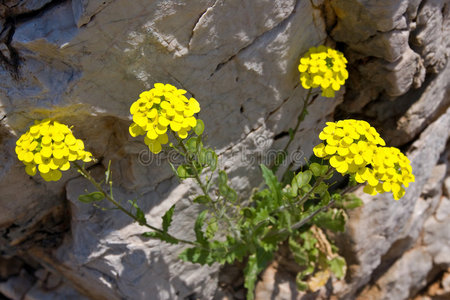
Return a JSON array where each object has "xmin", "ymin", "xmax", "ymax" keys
[
  {"xmin": 362, "ymin": 147, "xmax": 415, "ymax": 200},
  {"xmin": 15, "ymin": 119, "xmax": 93, "ymax": 181},
  {"xmin": 298, "ymin": 46, "xmax": 348, "ymax": 98},
  {"xmin": 129, "ymin": 83, "xmax": 200, "ymax": 154},
  {"xmin": 313, "ymin": 120, "xmax": 414, "ymax": 200}
]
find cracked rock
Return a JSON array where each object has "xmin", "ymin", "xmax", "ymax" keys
[{"xmin": 0, "ymin": 0, "xmax": 449, "ymax": 299}]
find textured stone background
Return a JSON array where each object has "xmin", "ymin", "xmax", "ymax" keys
[{"xmin": 0, "ymin": 0, "xmax": 448, "ymax": 299}]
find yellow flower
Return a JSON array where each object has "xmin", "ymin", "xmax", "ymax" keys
[
  {"xmin": 314, "ymin": 120, "xmax": 384, "ymax": 163},
  {"xmin": 16, "ymin": 119, "xmax": 93, "ymax": 182},
  {"xmin": 298, "ymin": 45, "xmax": 348, "ymax": 98},
  {"xmin": 129, "ymin": 83, "xmax": 200, "ymax": 154},
  {"xmin": 369, "ymin": 147, "xmax": 415, "ymax": 200},
  {"xmin": 313, "ymin": 120, "xmax": 414, "ymax": 200}
]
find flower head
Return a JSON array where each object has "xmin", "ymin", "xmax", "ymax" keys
[
  {"xmin": 313, "ymin": 119, "xmax": 414, "ymax": 200},
  {"xmin": 129, "ymin": 83, "xmax": 200, "ymax": 154},
  {"xmin": 298, "ymin": 45, "xmax": 348, "ymax": 98},
  {"xmin": 15, "ymin": 119, "xmax": 92, "ymax": 181},
  {"xmin": 313, "ymin": 120, "xmax": 385, "ymax": 171},
  {"xmin": 362, "ymin": 147, "xmax": 415, "ymax": 200}
]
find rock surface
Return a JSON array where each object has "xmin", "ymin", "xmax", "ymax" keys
[{"xmin": 0, "ymin": 0, "xmax": 448, "ymax": 299}]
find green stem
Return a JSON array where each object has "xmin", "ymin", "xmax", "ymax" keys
[
  {"xmin": 297, "ymin": 168, "xmax": 333, "ymax": 206},
  {"xmin": 252, "ymin": 168, "xmax": 334, "ymax": 233},
  {"xmin": 174, "ymin": 134, "xmax": 213, "ymax": 201},
  {"xmin": 273, "ymin": 168, "xmax": 334, "ymax": 215},
  {"xmin": 282, "ymin": 89, "xmax": 312, "ymax": 155},
  {"xmin": 73, "ymin": 162, "xmax": 197, "ymax": 246},
  {"xmin": 263, "ymin": 199, "xmax": 336, "ymax": 240},
  {"xmin": 289, "ymin": 199, "xmax": 336, "ymax": 231},
  {"xmin": 173, "ymin": 134, "xmax": 240, "ymax": 239},
  {"xmin": 272, "ymin": 88, "xmax": 313, "ymax": 173},
  {"xmin": 340, "ymin": 182, "xmax": 362, "ymax": 195}
]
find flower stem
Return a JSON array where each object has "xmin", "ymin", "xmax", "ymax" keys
[
  {"xmin": 272, "ymin": 88, "xmax": 312, "ymax": 173},
  {"xmin": 173, "ymin": 134, "xmax": 240, "ymax": 239},
  {"xmin": 263, "ymin": 199, "xmax": 336, "ymax": 240},
  {"xmin": 73, "ymin": 162, "xmax": 197, "ymax": 246},
  {"xmin": 173, "ymin": 135, "xmax": 212, "ymax": 201},
  {"xmin": 273, "ymin": 168, "xmax": 334, "ymax": 215},
  {"xmin": 290, "ymin": 199, "xmax": 336, "ymax": 231}
]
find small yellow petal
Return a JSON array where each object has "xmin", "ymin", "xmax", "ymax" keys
[
  {"xmin": 25, "ymin": 165, "xmax": 37, "ymax": 176},
  {"xmin": 38, "ymin": 163, "xmax": 50, "ymax": 174}
]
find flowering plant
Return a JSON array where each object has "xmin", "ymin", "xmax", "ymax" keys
[{"xmin": 15, "ymin": 46, "xmax": 414, "ymax": 298}]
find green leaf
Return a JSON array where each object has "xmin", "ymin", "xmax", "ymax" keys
[
  {"xmin": 292, "ymin": 170, "xmax": 312, "ymax": 189},
  {"xmin": 253, "ymin": 208, "xmax": 270, "ymax": 224},
  {"xmin": 259, "ymin": 239, "xmax": 278, "ymax": 253},
  {"xmin": 177, "ymin": 165, "xmax": 188, "ymax": 179},
  {"xmin": 241, "ymin": 207, "xmax": 255, "ymax": 218},
  {"xmin": 194, "ymin": 119, "xmax": 205, "ymax": 135},
  {"xmin": 128, "ymin": 199, "xmax": 138, "ymax": 209},
  {"xmin": 177, "ymin": 165, "xmax": 194, "ymax": 179},
  {"xmin": 225, "ymin": 188, "xmax": 237, "ymax": 202},
  {"xmin": 218, "ymin": 171, "xmax": 237, "ymax": 202},
  {"xmin": 296, "ymin": 273, "xmax": 308, "ymax": 291},
  {"xmin": 193, "ymin": 195, "xmax": 209, "ymax": 204},
  {"xmin": 218, "ymin": 171, "xmax": 228, "ymax": 194},
  {"xmin": 206, "ymin": 150, "xmax": 218, "ymax": 171},
  {"xmin": 315, "ymin": 182, "xmax": 329, "ymax": 196},
  {"xmin": 260, "ymin": 164, "xmax": 281, "ymax": 204},
  {"xmin": 281, "ymin": 210, "xmax": 292, "ymax": 232},
  {"xmin": 244, "ymin": 248, "xmax": 273, "ymax": 300},
  {"xmin": 105, "ymin": 160, "xmax": 112, "ymax": 183},
  {"xmin": 320, "ymin": 191, "xmax": 331, "ymax": 205},
  {"xmin": 313, "ymin": 209, "xmax": 346, "ymax": 232},
  {"xmin": 135, "ymin": 208, "xmax": 146, "ymax": 225},
  {"xmin": 195, "ymin": 210, "xmax": 208, "ymax": 245},
  {"xmin": 285, "ymin": 184, "xmax": 298, "ymax": 198},
  {"xmin": 186, "ymin": 137, "xmax": 199, "ymax": 153},
  {"xmin": 329, "ymin": 256, "xmax": 346, "ymax": 279},
  {"xmin": 179, "ymin": 246, "xmax": 213, "ymax": 265},
  {"xmin": 309, "ymin": 162, "xmax": 321, "ymax": 177},
  {"xmin": 300, "ymin": 231, "xmax": 317, "ymax": 250},
  {"xmin": 199, "ymin": 149, "xmax": 218, "ymax": 171},
  {"xmin": 78, "ymin": 191, "xmax": 105, "ymax": 203},
  {"xmin": 229, "ymin": 241, "xmax": 249, "ymax": 262},
  {"xmin": 301, "ymin": 183, "xmax": 312, "ymax": 194},
  {"xmin": 310, "ymin": 163, "xmax": 329, "ymax": 177},
  {"xmin": 262, "ymin": 228, "xmax": 289, "ymax": 245},
  {"xmin": 142, "ymin": 231, "xmax": 179, "ymax": 244},
  {"xmin": 331, "ymin": 193, "xmax": 342, "ymax": 205},
  {"xmin": 342, "ymin": 194, "xmax": 363, "ymax": 209},
  {"xmin": 206, "ymin": 218, "xmax": 218, "ymax": 239},
  {"xmin": 162, "ymin": 204, "xmax": 175, "ymax": 232},
  {"xmin": 243, "ymin": 257, "xmax": 260, "ymax": 299},
  {"xmin": 128, "ymin": 200, "xmax": 146, "ymax": 225},
  {"xmin": 288, "ymin": 237, "xmax": 308, "ymax": 266}
]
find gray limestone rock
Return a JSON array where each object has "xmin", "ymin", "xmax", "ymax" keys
[
  {"xmin": 359, "ymin": 248, "xmax": 433, "ymax": 300},
  {"xmin": 0, "ymin": 270, "xmax": 35, "ymax": 300},
  {"xmin": 0, "ymin": 0, "xmax": 449, "ymax": 299},
  {"xmin": 2, "ymin": 0, "xmax": 330, "ymax": 298},
  {"xmin": 335, "ymin": 107, "xmax": 450, "ymax": 298}
]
